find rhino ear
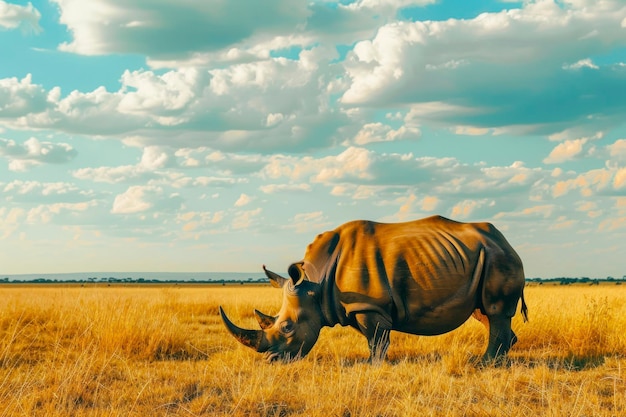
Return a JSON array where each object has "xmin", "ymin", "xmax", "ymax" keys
[
  {"xmin": 288, "ymin": 262, "xmax": 306, "ymax": 286},
  {"xmin": 263, "ymin": 265, "xmax": 288, "ymax": 288}
]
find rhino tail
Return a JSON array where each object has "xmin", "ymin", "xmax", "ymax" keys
[{"xmin": 520, "ymin": 290, "xmax": 529, "ymax": 322}]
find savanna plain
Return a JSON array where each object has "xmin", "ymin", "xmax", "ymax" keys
[{"xmin": 1, "ymin": 283, "xmax": 625, "ymax": 417}]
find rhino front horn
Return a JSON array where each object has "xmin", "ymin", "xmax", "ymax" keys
[{"xmin": 219, "ymin": 306, "xmax": 269, "ymax": 352}]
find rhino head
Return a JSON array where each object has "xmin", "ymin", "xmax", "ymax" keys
[{"xmin": 219, "ymin": 263, "xmax": 324, "ymax": 362}]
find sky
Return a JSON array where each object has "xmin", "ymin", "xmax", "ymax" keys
[{"xmin": 0, "ymin": 0, "xmax": 625, "ymax": 278}]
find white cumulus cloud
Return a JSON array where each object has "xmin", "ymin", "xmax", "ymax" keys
[
  {"xmin": 0, "ymin": 74, "xmax": 49, "ymax": 117},
  {"xmin": 0, "ymin": 136, "xmax": 77, "ymax": 171},
  {"xmin": 111, "ymin": 185, "xmax": 161, "ymax": 214},
  {"xmin": 543, "ymin": 138, "xmax": 587, "ymax": 164},
  {"xmin": 0, "ymin": 1, "xmax": 41, "ymax": 32},
  {"xmin": 234, "ymin": 193, "xmax": 252, "ymax": 207}
]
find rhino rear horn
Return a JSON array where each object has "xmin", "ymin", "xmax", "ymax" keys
[
  {"xmin": 219, "ymin": 306, "xmax": 269, "ymax": 352},
  {"xmin": 254, "ymin": 309, "xmax": 276, "ymax": 330},
  {"xmin": 263, "ymin": 265, "xmax": 288, "ymax": 288}
]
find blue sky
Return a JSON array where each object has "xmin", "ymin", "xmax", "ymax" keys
[{"xmin": 1, "ymin": 0, "xmax": 625, "ymax": 278}]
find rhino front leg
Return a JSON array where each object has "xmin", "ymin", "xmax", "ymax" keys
[{"xmin": 354, "ymin": 312, "xmax": 392, "ymax": 363}]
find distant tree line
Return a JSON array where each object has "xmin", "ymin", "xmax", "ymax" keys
[
  {"xmin": 0, "ymin": 276, "xmax": 270, "ymax": 285},
  {"xmin": 526, "ymin": 276, "xmax": 626, "ymax": 285},
  {"xmin": 1, "ymin": 275, "xmax": 624, "ymax": 285}
]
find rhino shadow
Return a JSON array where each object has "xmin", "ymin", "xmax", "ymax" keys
[{"xmin": 511, "ymin": 354, "xmax": 606, "ymax": 371}]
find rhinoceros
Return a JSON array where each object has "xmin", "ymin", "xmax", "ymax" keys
[{"xmin": 220, "ymin": 215, "xmax": 528, "ymax": 363}]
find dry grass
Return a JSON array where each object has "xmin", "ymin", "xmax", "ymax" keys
[{"xmin": 1, "ymin": 283, "xmax": 625, "ymax": 416}]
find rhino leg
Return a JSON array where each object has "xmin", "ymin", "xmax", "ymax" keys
[
  {"xmin": 354, "ymin": 312, "xmax": 392, "ymax": 363},
  {"xmin": 472, "ymin": 309, "xmax": 518, "ymax": 349},
  {"xmin": 472, "ymin": 310, "xmax": 514, "ymax": 362},
  {"xmin": 483, "ymin": 315, "xmax": 514, "ymax": 362}
]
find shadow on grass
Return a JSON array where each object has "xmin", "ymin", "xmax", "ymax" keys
[
  {"xmin": 312, "ymin": 352, "xmax": 609, "ymax": 372},
  {"xmin": 255, "ymin": 348, "xmax": 616, "ymax": 373},
  {"xmin": 512, "ymin": 354, "xmax": 607, "ymax": 371},
  {"xmin": 449, "ymin": 354, "xmax": 608, "ymax": 371}
]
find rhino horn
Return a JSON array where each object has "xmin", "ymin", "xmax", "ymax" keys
[
  {"xmin": 254, "ymin": 309, "xmax": 276, "ymax": 330},
  {"xmin": 263, "ymin": 264, "xmax": 288, "ymax": 288},
  {"xmin": 219, "ymin": 306, "xmax": 269, "ymax": 352}
]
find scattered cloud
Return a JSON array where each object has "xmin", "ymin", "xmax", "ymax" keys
[
  {"xmin": 25, "ymin": 200, "xmax": 99, "ymax": 225},
  {"xmin": 421, "ymin": 195, "xmax": 439, "ymax": 212},
  {"xmin": 549, "ymin": 216, "xmax": 578, "ymax": 231},
  {"xmin": 598, "ymin": 216, "xmax": 626, "ymax": 232},
  {"xmin": 495, "ymin": 205, "xmax": 555, "ymax": 220},
  {"xmin": 345, "ymin": 122, "xmax": 420, "ymax": 145},
  {"xmin": 607, "ymin": 139, "xmax": 626, "ymax": 162},
  {"xmin": 562, "ymin": 58, "xmax": 599, "ymax": 70},
  {"xmin": 111, "ymin": 185, "xmax": 158, "ymax": 214},
  {"xmin": 450, "ymin": 199, "xmax": 494, "ymax": 219},
  {"xmin": 234, "ymin": 193, "xmax": 252, "ymax": 207},
  {"xmin": 552, "ymin": 166, "xmax": 623, "ymax": 198},
  {"xmin": 177, "ymin": 210, "xmax": 225, "ymax": 234},
  {"xmin": 110, "ymin": 185, "xmax": 181, "ymax": 215},
  {"xmin": 0, "ymin": 136, "xmax": 77, "ymax": 171},
  {"xmin": 0, "ymin": 75, "xmax": 48, "ymax": 117},
  {"xmin": 0, "ymin": 1, "xmax": 41, "ymax": 32},
  {"xmin": 260, "ymin": 183, "xmax": 312, "ymax": 194},
  {"xmin": 543, "ymin": 138, "xmax": 587, "ymax": 164},
  {"xmin": 231, "ymin": 208, "xmax": 262, "ymax": 230},
  {"xmin": 287, "ymin": 211, "xmax": 332, "ymax": 234},
  {"xmin": 2, "ymin": 180, "xmax": 92, "ymax": 203},
  {"xmin": 0, "ymin": 206, "xmax": 24, "ymax": 239}
]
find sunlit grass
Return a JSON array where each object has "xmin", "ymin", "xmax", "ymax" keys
[{"xmin": 0, "ymin": 283, "xmax": 625, "ymax": 416}]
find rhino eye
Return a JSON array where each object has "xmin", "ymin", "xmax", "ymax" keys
[{"xmin": 280, "ymin": 321, "xmax": 294, "ymax": 334}]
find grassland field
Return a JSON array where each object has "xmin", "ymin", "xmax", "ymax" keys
[{"xmin": 1, "ymin": 283, "xmax": 625, "ymax": 416}]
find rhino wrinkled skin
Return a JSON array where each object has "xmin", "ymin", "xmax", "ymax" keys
[{"xmin": 220, "ymin": 215, "xmax": 528, "ymax": 363}]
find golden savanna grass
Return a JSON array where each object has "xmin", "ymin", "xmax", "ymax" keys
[{"xmin": 1, "ymin": 283, "xmax": 625, "ymax": 416}]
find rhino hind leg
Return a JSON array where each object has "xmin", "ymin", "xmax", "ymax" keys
[
  {"xmin": 482, "ymin": 315, "xmax": 515, "ymax": 362},
  {"xmin": 472, "ymin": 309, "xmax": 516, "ymax": 362}
]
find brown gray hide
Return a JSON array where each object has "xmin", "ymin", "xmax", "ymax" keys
[{"xmin": 220, "ymin": 215, "xmax": 528, "ymax": 363}]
